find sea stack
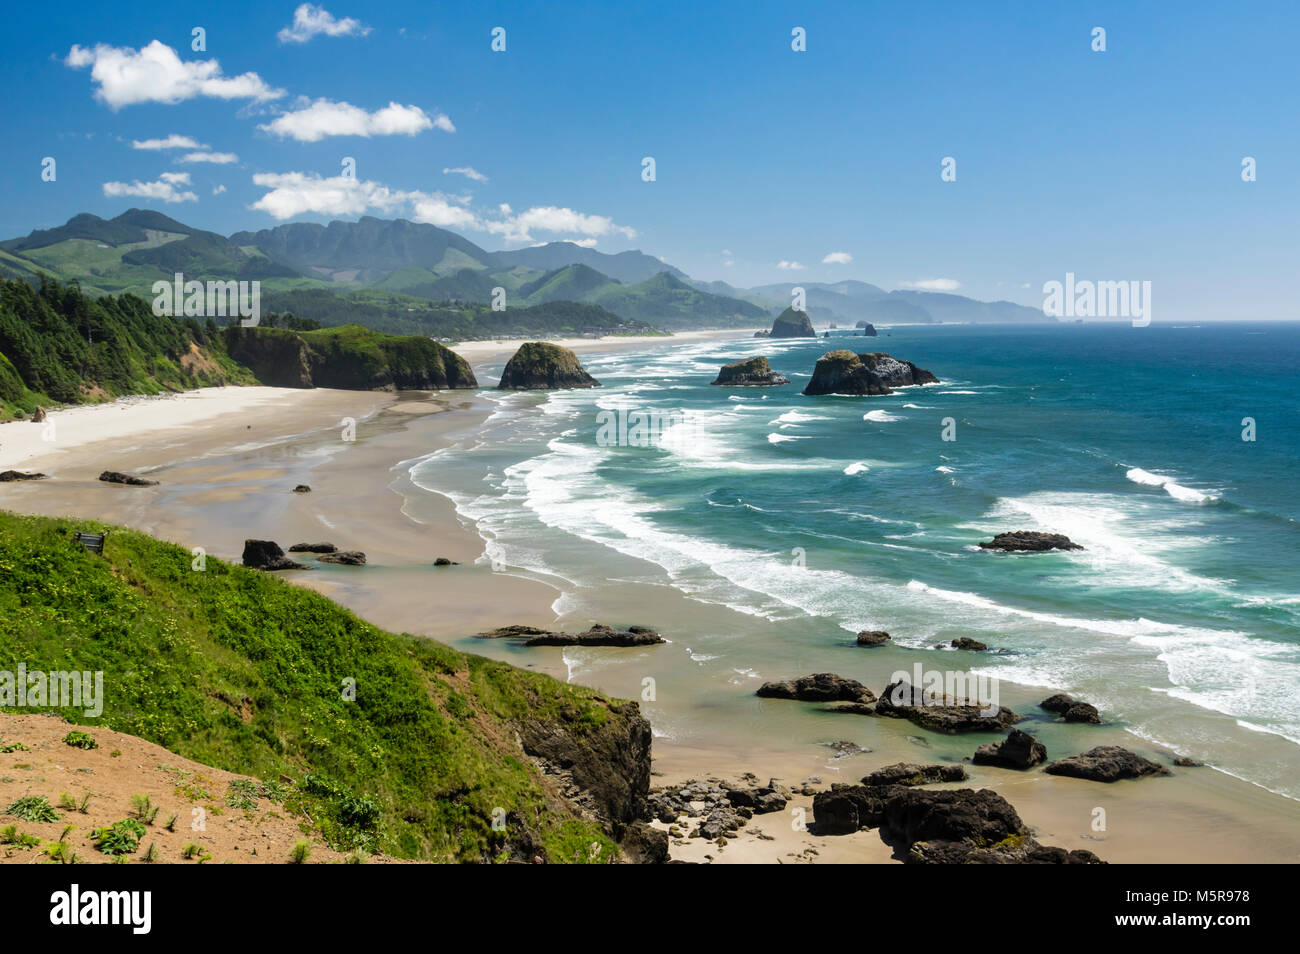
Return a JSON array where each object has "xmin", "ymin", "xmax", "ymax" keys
[
  {"xmin": 710, "ymin": 356, "xmax": 789, "ymax": 386},
  {"xmin": 768, "ymin": 308, "xmax": 816, "ymax": 338},
  {"xmin": 497, "ymin": 341, "xmax": 601, "ymax": 390},
  {"xmin": 855, "ymin": 321, "xmax": 878, "ymax": 336},
  {"xmin": 802, "ymin": 351, "xmax": 938, "ymax": 396}
]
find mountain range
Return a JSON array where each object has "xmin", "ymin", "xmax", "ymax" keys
[{"xmin": 0, "ymin": 211, "xmax": 1049, "ymax": 337}]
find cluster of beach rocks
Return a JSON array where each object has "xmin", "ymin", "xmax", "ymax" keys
[
  {"xmin": 477, "ymin": 623, "xmax": 665, "ymax": 647},
  {"xmin": 645, "ymin": 776, "xmax": 792, "ymax": 844}
]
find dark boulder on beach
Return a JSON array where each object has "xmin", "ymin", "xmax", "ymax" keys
[
  {"xmin": 802, "ymin": 350, "xmax": 938, "ymax": 396},
  {"xmin": 1173, "ymin": 756, "xmax": 1203, "ymax": 767},
  {"xmin": 525, "ymin": 624, "xmax": 663, "ymax": 647},
  {"xmin": 756, "ymin": 673, "xmax": 876, "ymax": 704},
  {"xmin": 813, "ymin": 783, "xmax": 1103, "ymax": 863},
  {"xmin": 1044, "ymin": 746, "xmax": 1171, "ymax": 782},
  {"xmin": 317, "ymin": 550, "xmax": 366, "ymax": 565},
  {"xmin": 288, "ymin": 542, "xmax": 337, "ymax": 553},
  {"xmin": 497, "ymin": 342, "xmax": 600, "ymax": 390},
  {"xmin": 768, "ymin": 307, "xmax": 816, "ymax": 338},
  {"xmin": 951, "ymin": 637, "xmax": 988, "ymax": 651},
  {"xmin": 433, "ymin": 557, "xmax": 460, "ymax": 565},
  {"xmin": 0, "ymin": 470, "xmax": 47, "ymax": 481},
  {"xmin": 241, "ymin": 539, "xmax": 309, "ymax": 571},
  {"xmin": 874, "ymin": 678, "xmax": 1021, "ymax": 733},
  {"xmin": 710, "ymin": 356, "xmax": 789, "ymax": 386},
  {"xmin": 973, "ymin": 729, "xmax": 1047, "ymax": 769},
  {"xmin": 861, "ymin": 762, "xmax": 968, "ymax": 787},
  {"xmin": 1040, "ymin": 693, "xmax": 1103, "ymax": 724},
  {"xmin": 292, "ymin": 484, "xmax": 311, "ymax": 493},
  {"xmin": 980, "ymin": 531, "xmax": 1083, "ymax": 552},
  {"xmin": 856, "ymin": 630, "xmax": 892, "ymax": 646},
  {"xmin": 475, "ymin": 624, "xmax": 557, "ymax": 639},
  {"xmin": 98, "ymin": 470, "xmax": 157, "ymax": 486},
  {"xmin": 619, "ymin": 820, "xmax": 669, "ymax": 864}
]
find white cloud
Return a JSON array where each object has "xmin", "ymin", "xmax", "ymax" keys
[
  {"xmin": 249, "ymin": 171, "xmax": 636, "ymax": 243},
  {"xmin": 179, "ymin": 151, "xmax": 239, "ymax": 164},
  {"xmin": 776, "ymin": 260, "xmax": 805, "ymax": 270},
  {"xmin": 277, "ymin": 4, "xmax": 371, "ymax": 44},
  {"xmin": 103, "ymin": 172, "xmax": 197, "ymax": 203},
  {"xmin": 822, "ymin": 251, "xmax": 853, "ymax": 265},
  {"xmin": 899, "ymin": 278, "xmax": 961, "ymax": 291},
  {"xmin": 66, "ymin": 41, "xmax": 283, "ymax": 109},
  {"xmin": 131, "ymin": 134, "xmax": 200, "ymax": 150},
  {"xmin": 562, "ymin": 238, "xmax": 599, "ymax": 248},
  {"xmin": 443, "ymin": 166, "xmax": 487, "ymax": 182},
  {"xmin": 213, "ymin": 184, "xmax": 227, "ymax": 195},
  {"xmin": 259, "ymin": 99, "xmax": 448, "ymax": 142},
  {"xmin": 493, "ymin": 206, "xmax": 635, "ymax": 242}
]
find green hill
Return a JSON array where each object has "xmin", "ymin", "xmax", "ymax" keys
[
  {"xmin": 0, "ymin": 511, "xmax": 650, "ymax": 861},
  {"xmin": 588, "ymin": 272, "xmax": 770, "ymax": 329},
  {"xmin": 0, "ymin": 277, "xmax": 478, "ymax": 419},
  {"xmin": 518, "ymin": 263, "xmax": 620, "ymax": 305}
]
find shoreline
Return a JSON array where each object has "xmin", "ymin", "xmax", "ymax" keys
[{"xmin": 2, "ymin": 351, "xmax": 1298, "ymax": 863}]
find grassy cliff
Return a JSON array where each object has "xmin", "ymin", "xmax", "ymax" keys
[{"xmin": 0, "ymin": 511, "xmax": 645, "ymax": 862}]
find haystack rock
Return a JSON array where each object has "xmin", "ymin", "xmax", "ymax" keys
[
  {"xmin": 710, "ymin": 356, "xmax": 789, "ymax": 386},
  {"xmin": 855, "ymin": 321, "xmax": 879, "ymax": 336},
  {"xmin": 497, "ymin": 342, "xmax": 601, "ymax": 390},
  {"xmin": 768, "ymin": 308, "xmax": 816, "ymax": 338},
  {"xmin": 802, "ymin": 351, "xmax": 938, "ymax": 396}
]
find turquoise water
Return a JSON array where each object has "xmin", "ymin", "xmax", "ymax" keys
[{"xmin": 410, "ymin": 323, "xmax": 1300, "ymax": 796}]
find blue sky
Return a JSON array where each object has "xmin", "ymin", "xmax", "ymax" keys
[{"xmin": 2, "ymin": 0, "xmax": 1296, "ymax": 318}]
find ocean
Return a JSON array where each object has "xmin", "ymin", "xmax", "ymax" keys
[{"xmin": 406, "ymin": 322, "xmax": 1300, "ymax": 799}]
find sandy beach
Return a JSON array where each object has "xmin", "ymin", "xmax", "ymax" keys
[{"xmin": 3, "ymin": 334, "xmax": 1299, "ymax": 864}]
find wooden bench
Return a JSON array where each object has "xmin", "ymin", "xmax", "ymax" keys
[{"xmin": 73, "ymin": 531, "xmax": 107, "ymax": 555}]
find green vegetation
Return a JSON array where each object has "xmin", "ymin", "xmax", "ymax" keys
[
  {"xmin": 92, "ymin": 818, "xmax": 146, "ymax": 856},
  {"xmin": 62, "ymin": 730, "xmax": 98, "ymax": 750},
  {"xmin": 0, "ymin": 511, "xmax": 631, "ymax": 861},
  {"xmin": 0, "ymin": 275, "xmax": 251, "ymax": 418},
  {"xmin": 4, "ymin": 795, "xmax": 62, "ymax": 823}
]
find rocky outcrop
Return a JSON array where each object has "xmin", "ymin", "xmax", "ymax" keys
[
  {"xmin": 980, "ymin": 531, "xmax": 1083, "ymax": 552},
  {"xmin": 517, "ymin": 699, "xmax": 652, "ymax": 840},
  {"xmin": 317, "ymin": 550, "xmax": 366, "ymax": 565},
  {"xmin": 221, "ymin": 326, "xmax": 477, "ymax": 391},
  {"xmin": 856, "ymin": 630, "xmax": 891, "ymax": 646},
  {"xmin": 802, "ymin": 350, "xmax": 938, "ymax": 396},
  {"xmin": 98, "ymin": 470, "xmax": 158, "ymax": 486},
  {"xmin": 768, "ymin": 308, "xmax": 816, "ymax": 338},
  {"xmin": 241, "ymin": 539, "xmax": 309, "ymax": 570},
  {"xmin": 292, "ymin": 484, "xmax": 311, "ymax": 493},
  {"xmin": 1045, "ymin": 746, "xmax": 1171, "ymax": 782},
  {"xmin": 756, "ymin": 673, "xmax": 875, "ymax": 703},
  {"xmin": 854, "ymin": 321, "xmax": 878, "ymax": 336},
  {"xmin": 973, "ymin": 729, "xmax": 1047, "ymax": 769},
  {"xmin": 0, "ymin": 470, "xmax": 47, "ymax": 481},
  {"xmin": 497, "ymin": 342, "xmax": 600, "ymax": 390},
  {"xmin": 433, "ymin": 557, "xmax": 459, "ymax": 566},
  {"xmin": 709, "ymin": 356, "xmax": 789, "ymax": 386},
  {"xmin": 525, "ymin": 624, "xmax": 662, "ymax": 647},
  {"xmin": 1039, "ymin": 693, "xmax": 1103, "ymax": 723},
  {"xmin": 951, "ymin": 637, "xmax": 988, "ymax": 651},
  {"xmin": 812, "ymin": 783, "xmax": 1102, "ymax": 863},
  {"xmin": 288, "ymin": 542, "xmax": 336, "ymax": 553},
  {"xmin": 862, "ymin": 763, "xmax": 968, "ymax": 786},
  {"xmin": 873, "ymin": 678, "xmax": 1021, "ymax": 733},
  {"xmin": 1173, "ymin": 756, "xmax": 1203, "ymax": 767},
  {"xmin": 476, "ymin": 623, "xmax": 663, "ymax": 646},
  {"xmin": 645, "ymin": 777, "xmax": 790, "ymax": 844}
]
